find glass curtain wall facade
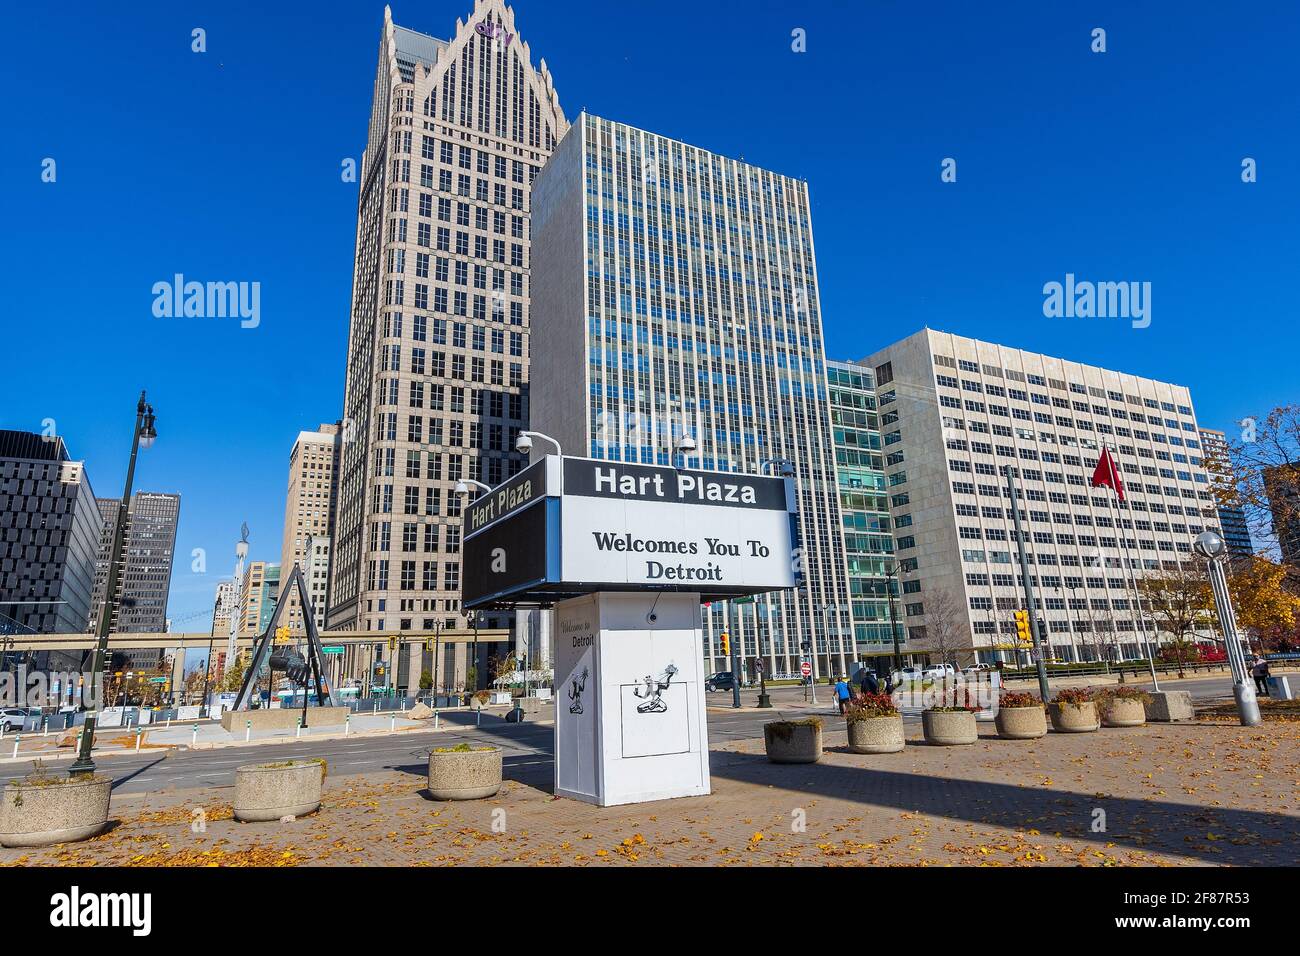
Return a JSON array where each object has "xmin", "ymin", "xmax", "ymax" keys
[{"xmin": 826, "ymin": 361, "xmax": 900, "ymax": 666}]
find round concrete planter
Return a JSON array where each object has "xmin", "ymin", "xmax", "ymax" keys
[
  {"xmin": 0, "ymin": 776, "xmax": 111, "ymax": 847},
  {"xmin": 427, "ymin": 747, "xmax": 502, "ymax": 800},
  {"xmin": 234, "ymin": 760, "xmax": 324, "ymax": 822},
  {"xmin": 846, "ymin": 714, "xmax": 904, "ymax": 754},
  {"xmin": 922, "ymin": 709, "xmax": 977, "ymax": 746},
  {"xmin": 1050, "ymin": 701, "xmax": 1100, "ymax": 733},
  {"xmin": 763, "ymin": 721, "xmax": 822, "ymax": 763},
  {"xmin": 995, "ymin": 705, "xmax": 1048, "ymax": 740},
  {"xmin": 1101, "ymin": 697, "xmax": 1147, "ymax": 728}
]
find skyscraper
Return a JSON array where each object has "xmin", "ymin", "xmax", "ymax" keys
[
  {"xmin": 278, "ymin": 424, "xmax": 342, "ymax": 633},
  {"xmin": 1200, "ymin": 428, "xmax": 1253, "ymax": 559},
  {"xmin": 0, "ymin": 430, "xmax": 102, "ymax": 637},
  {"xmin": 858, "ymin": 328, "xmax": 1221, "ymax": 665},
  {"xmin": 328, "ymin": 2, "xmax": 567, "ymax": 635},
  {"xmin": 88, "ymin": 491, "xmax": 181, "ymax": 635},
  {"xmin": 530, "ymin": 113, "xmax": 852, "ymax": 678}
]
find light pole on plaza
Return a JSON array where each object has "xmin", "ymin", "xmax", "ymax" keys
[
  {"xmin": 454, "ymin": 478, "xmax": 492, "ymax": 698},
  {"xmin": 71, "ymin": 391, "xmax": 157, "ymax": 777},
  {"xmin": 1194, "ymin": 530, "xmax": 1261, "ymax": 727}
]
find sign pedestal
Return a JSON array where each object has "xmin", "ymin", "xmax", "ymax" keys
[{"xmin": 553, "ymin": 591, "xmax": 710, "ymax": 806}]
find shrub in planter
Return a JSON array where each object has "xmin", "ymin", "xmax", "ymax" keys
[
  {"xmin": 1097, "ymin": 686, "xmax": 1150, "ymax": 728},
  {"xmin": 471, "ymin": 690, "xmax": 492, "ymax": 709},
  {"xmin": 0, "ymin": 763, "xmax": 111, "ymax": 848},
  {"xmin": 995, "ymin": 692, "xmax": 1047, "ymax": 740},
  {"xmin": 844, "ymin": 693, "xmax": 904, "ymax": 754},
  {"xmin": 427, "ymin": 742, "xmax": 502, "ymax": 800},
  {"xmin": 763, "ymin": 717, "xmax": 823, "ymax": 763},
  {"xmin": 1050, "ymin": 688, "xmax": 1100, "ymax": 733},
  {"xmin": 234, "ymin": 758, "xmax": 326, "ymax": 822},
  {"xmin": 921, "ymin": 706, "xmax": 978, "ymax": 746}
]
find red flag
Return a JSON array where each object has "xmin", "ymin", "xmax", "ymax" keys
[{"xmin": 1090, "ymin": 446, "xmax": 1126, "ymax": 501}]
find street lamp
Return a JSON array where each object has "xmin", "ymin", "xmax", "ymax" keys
[
  {"xmin": 454, "ymin": 478, "xmax": 492, "ymax": 498},
  {"xmin": 674, "ymin": 434, "xmax": 696, "ymax": 468},
  {"xmin": 516, "ymin": 430, "xmax": 562, "ymax": 458},
  {"xmin": 1193, "ymin": 530, "xmax": 1261, "ymax": 726},
  {"xmin": 71, "ymin": 391, "xmax": 157, "ymax": 777},
  {"xmin": 883, "ymin": 561, "xmax": 904, "ymax": 673},
  {"xmin": 759, "ymin": 457, "xmax": 795, "ymax": 478}
]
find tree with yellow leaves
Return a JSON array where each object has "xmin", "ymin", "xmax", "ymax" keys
[{"xmin": 1227, "ymin": 555, "xmax": 1300, "ymax": 652}]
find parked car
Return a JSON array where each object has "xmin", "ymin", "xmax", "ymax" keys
[
  {"xmin": 962, "ymin": 663, "xmax": 994, "ymax": 675},
  {"xmin": 704, "ymin": 672, "xmax": 737, "ymax": 692},
  {"xmin": 0, "ymin": 708, "xmax": 35, "ymax": 732},
  {"xmin": 922, "ymin": 663, "xmax": 957, "ymax": 680},
  {"xmin": 892, "ymin": 666, "xmax": 924, "ymax": 684}
]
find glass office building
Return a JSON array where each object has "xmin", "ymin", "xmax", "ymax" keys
[{"xmin": 531, "ymin": 113, "xmax": 853, "ymax": 678}]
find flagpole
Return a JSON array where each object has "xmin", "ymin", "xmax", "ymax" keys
[{"xmin": 1102, "ymin": 444, "xmax": 1160, "ymax": 691}]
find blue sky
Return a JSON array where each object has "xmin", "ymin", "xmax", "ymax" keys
[{"xmin": 2, "ymin": 0, "xmax": 1297, "ymax": 633}]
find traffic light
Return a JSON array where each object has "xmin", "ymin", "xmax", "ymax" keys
[
  {"xmin": 389, "ymin": 636, "xmax": 397, "ymax": 652},
  {"xmin": 719, "ymin": 632, "xmax": 730, "ymax": 656},
  {"xmin": 1013, "ymin": 610, "xmax": 1032, "ymax": 644}
]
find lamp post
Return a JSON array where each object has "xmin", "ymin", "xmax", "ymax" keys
[
  {"xmin": 883, "ymin": 561, "xmax": 904, "ymax": 673},
  {"xmin": 199, "ymin": 587, "xmax": 222, "ymax": 718},
  {"xmin": 1003, "ymin": 465, "xmax": 1052, "ymax": 704},
  {"xmin": 71, "ymin": 391, "xmax": 157, "ymax": 777},
  {"xmin": 516, "ymin": 431, "xmax": 562, "ymax": 459},
  {"xmin": 469, "ymin": 610, "xmax": 481, "ymax": 692},
  {"xmin": 1194, "ymin": 531, "xmax": 1260, "ymax": 726}
]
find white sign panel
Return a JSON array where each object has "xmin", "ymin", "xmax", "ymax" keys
[{"xmin": 560, "ymin": 459, "xmax": 796, "ymax": 593}]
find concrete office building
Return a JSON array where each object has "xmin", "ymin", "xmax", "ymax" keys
[
  {"xmin": 1200, "ymin": 428, "xmax": 1253, "ymax": 559},
  {"xmin": 328, "ymin": 1, "xmax": 567, "ymax": 641},
  {"xmin": 858, "ymin": 329, "xmax": 1222, "ymax": 665},
  {"xmin": 279, "ymin": 424, "xmax": 343, "ymax": 634},
  {"xmin": 530, "ymin": 113, "xmax": 853, "ymax": 678},
  {"xmin": 88, "ymin": 492, "xmax": 181, "ymax": 638},
  {"xmin": 826, "ymin": 360, "xmax": 908, "ymax": 666},
  {"xmin": 0, "ymin": 431, "xmax": 103, "ymax": 639}
]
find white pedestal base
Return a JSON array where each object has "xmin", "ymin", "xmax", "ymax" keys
[{"xmin": 553, "ymin": 592, "xmax": 711, "ymax": 806}]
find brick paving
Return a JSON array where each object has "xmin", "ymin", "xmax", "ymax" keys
[{"xmin": 2, "ymin": 720, "xmax": 1295, "ymax": 867}]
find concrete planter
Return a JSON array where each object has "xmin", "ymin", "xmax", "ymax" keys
[
  {"xmin": 1101, "ymin": 697, "xmax": 1147, "ymax": 728},
  {"xmin": 1050, "ymin": 701, "xmax": 1100, "ymax": 733},
  {"xmin": 234, "ymin": 760, "xmax": 324, "ymax": 822},
  {"xmin": 845, "ymin": 714, "xmax": 904, "ymax": 754},
  {"xmin": 922, "ymin": 709, "xmax": 977, "ymax": 746},
  {"xmin": 0, "ymin": 776, "xmax": 111, "ymax": 847},
  {"xmin": 763, "ymin": 721, "xmax": 823, "ymax": 763},
  {"xmin": 995, "ymin": 705, "xmax": 1047, "ymax": 740},
  {"xmin": 427, "ymin": 747, "xmax": 502, "ymax": 800},
  {"xmin": 1144, "ymin": 690, "xmax": 1194, "ymax": 722}
]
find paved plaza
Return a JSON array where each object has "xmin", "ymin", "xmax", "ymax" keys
[{"xmin": 2, "ymin": 717, "xmax": 1295, "ymax": 868}]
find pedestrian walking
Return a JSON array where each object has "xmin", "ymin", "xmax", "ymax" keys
[
  {"xmin": 1252, "ymin": 657, "xmax": 1271, "ymax": 696},
  {"xmin": 859, "ymin": 669, "xmax": 879, "ymax": 696},
  {"xmin": 834, "ymin": 676, "xmax": 851, "ymax": 714}
]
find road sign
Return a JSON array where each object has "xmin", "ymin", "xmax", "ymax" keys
[
  {"xmin": 321, "ymin": 645, "xmax": 344, "ymax": 655},
  {"xmin": 148, "ymin": 677, "xmax": 167, "ymax": 684},
  {"xmin": 800, "ymin": 661, "xmax": 812, "ymax": 677}
]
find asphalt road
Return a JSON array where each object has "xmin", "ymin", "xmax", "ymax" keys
[
  {"xmin": 3, "ymin": 674, "xmax": 1270, "ymax": 795},
  {"xmin": 0, "ymin": 699, "xmax": 834, "ymax": 795}
]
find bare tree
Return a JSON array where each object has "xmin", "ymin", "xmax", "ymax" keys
[
  {"xmin": 919, "ymin": 588, "xmax": 969, "ymax": 667},
  {"xmin": 1133, "ymin": 562, "xmax": 1213, "ymax": 679}
]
